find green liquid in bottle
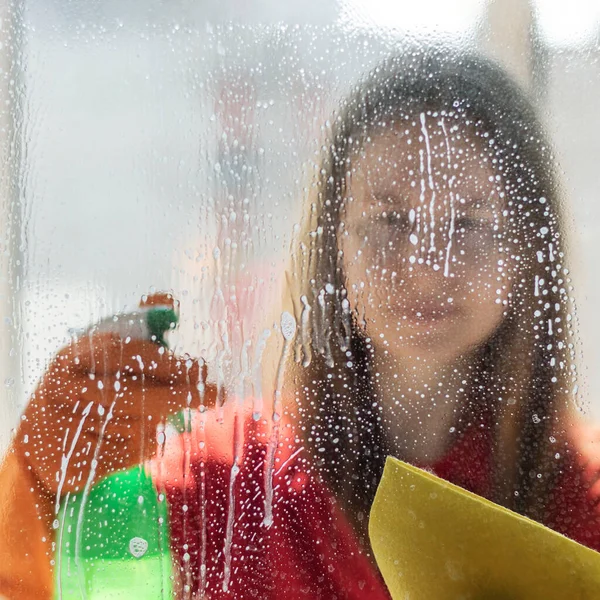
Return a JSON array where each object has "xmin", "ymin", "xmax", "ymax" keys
[{"xmin": 54, "ymin": 466, "xmax": 173, "ymax": 599}]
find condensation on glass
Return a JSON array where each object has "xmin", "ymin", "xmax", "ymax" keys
[{"xmin": 0, "ymin": 1, "xmax": 599, "ymax": 599}]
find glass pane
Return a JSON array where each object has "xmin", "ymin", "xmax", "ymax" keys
[{"xmin": 1, "ymin": 1, "xmax": 600, "ymax": 599}]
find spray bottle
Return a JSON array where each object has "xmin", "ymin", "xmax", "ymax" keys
[{"xmin": 54, "ymin": 301, "xmax": 179, "ymax": 600}]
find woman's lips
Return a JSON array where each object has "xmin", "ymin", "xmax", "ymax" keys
[{"xmin": 390, "ymin": 302, "xmax": 461, "ymax": 325}]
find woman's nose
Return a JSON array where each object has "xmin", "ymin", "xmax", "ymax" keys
[{"xmin": 404, "ymin": 258, "xmax": 457, "ymax": 296}]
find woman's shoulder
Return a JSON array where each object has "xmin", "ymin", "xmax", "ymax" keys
[
  {"xmin": 549, "ymin": 418, "xmax": 600, "ymax": 551},
  {"xmin": 571, "ymin": 419, "xmax": 600, "ymax": 503},
  {"xmin": 565, "ymin": 418, "xmax": 600, "ymax": 493},
  {"xmin": 571, "ymin": 418, "xmax": 600, "ymax": 466}
]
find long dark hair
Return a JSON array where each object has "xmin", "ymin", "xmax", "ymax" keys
[{"xmin": 288, "ymin": 48, "xmax": 576, "ymax": 536}]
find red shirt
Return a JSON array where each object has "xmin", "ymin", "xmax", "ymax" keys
[{"xmin": 152, "ymin": 410, "xmax": 600, "ymax": 599}]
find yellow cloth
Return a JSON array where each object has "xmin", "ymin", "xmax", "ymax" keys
[{"xmin": 369, "ymin": 456, "xmax": 600, "ymax": 599}]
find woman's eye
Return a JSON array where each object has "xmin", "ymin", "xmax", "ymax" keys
[
  {"xmin": 456, "ymin": 217, "xmax": 491, "ymax": 232},
  {"xmin": 454, "ymin": 217, "xmax": 499, "ymax": 255},
  {"xmin": 379, "ymin": 211, "xmax": 409, "ymax": 230}
]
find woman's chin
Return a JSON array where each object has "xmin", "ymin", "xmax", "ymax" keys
[{"xmin": 375, "ymin": 325, "xmax": 470, "ymax": 364}]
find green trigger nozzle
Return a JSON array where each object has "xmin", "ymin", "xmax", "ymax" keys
[{"xmin": 146, "ymin": 307, "xmax": 179, "ymax": 346}]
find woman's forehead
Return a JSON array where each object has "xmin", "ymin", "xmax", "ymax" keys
[
  {"xmin": 352, "ymin": 120, "xmax": 495, "ymax": 170},
  {"xmin": 347, "ymin": 124, "xmax": 500, "ymax": 206}
]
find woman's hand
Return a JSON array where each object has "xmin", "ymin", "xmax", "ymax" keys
[{"xmin": 15, "ymin": 295, "xmax": 215, "ymax": 496}]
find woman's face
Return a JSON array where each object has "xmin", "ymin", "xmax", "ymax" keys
[{"xmin": 340, "ymin": 116, "xmax": 513, "ymax": 367}]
